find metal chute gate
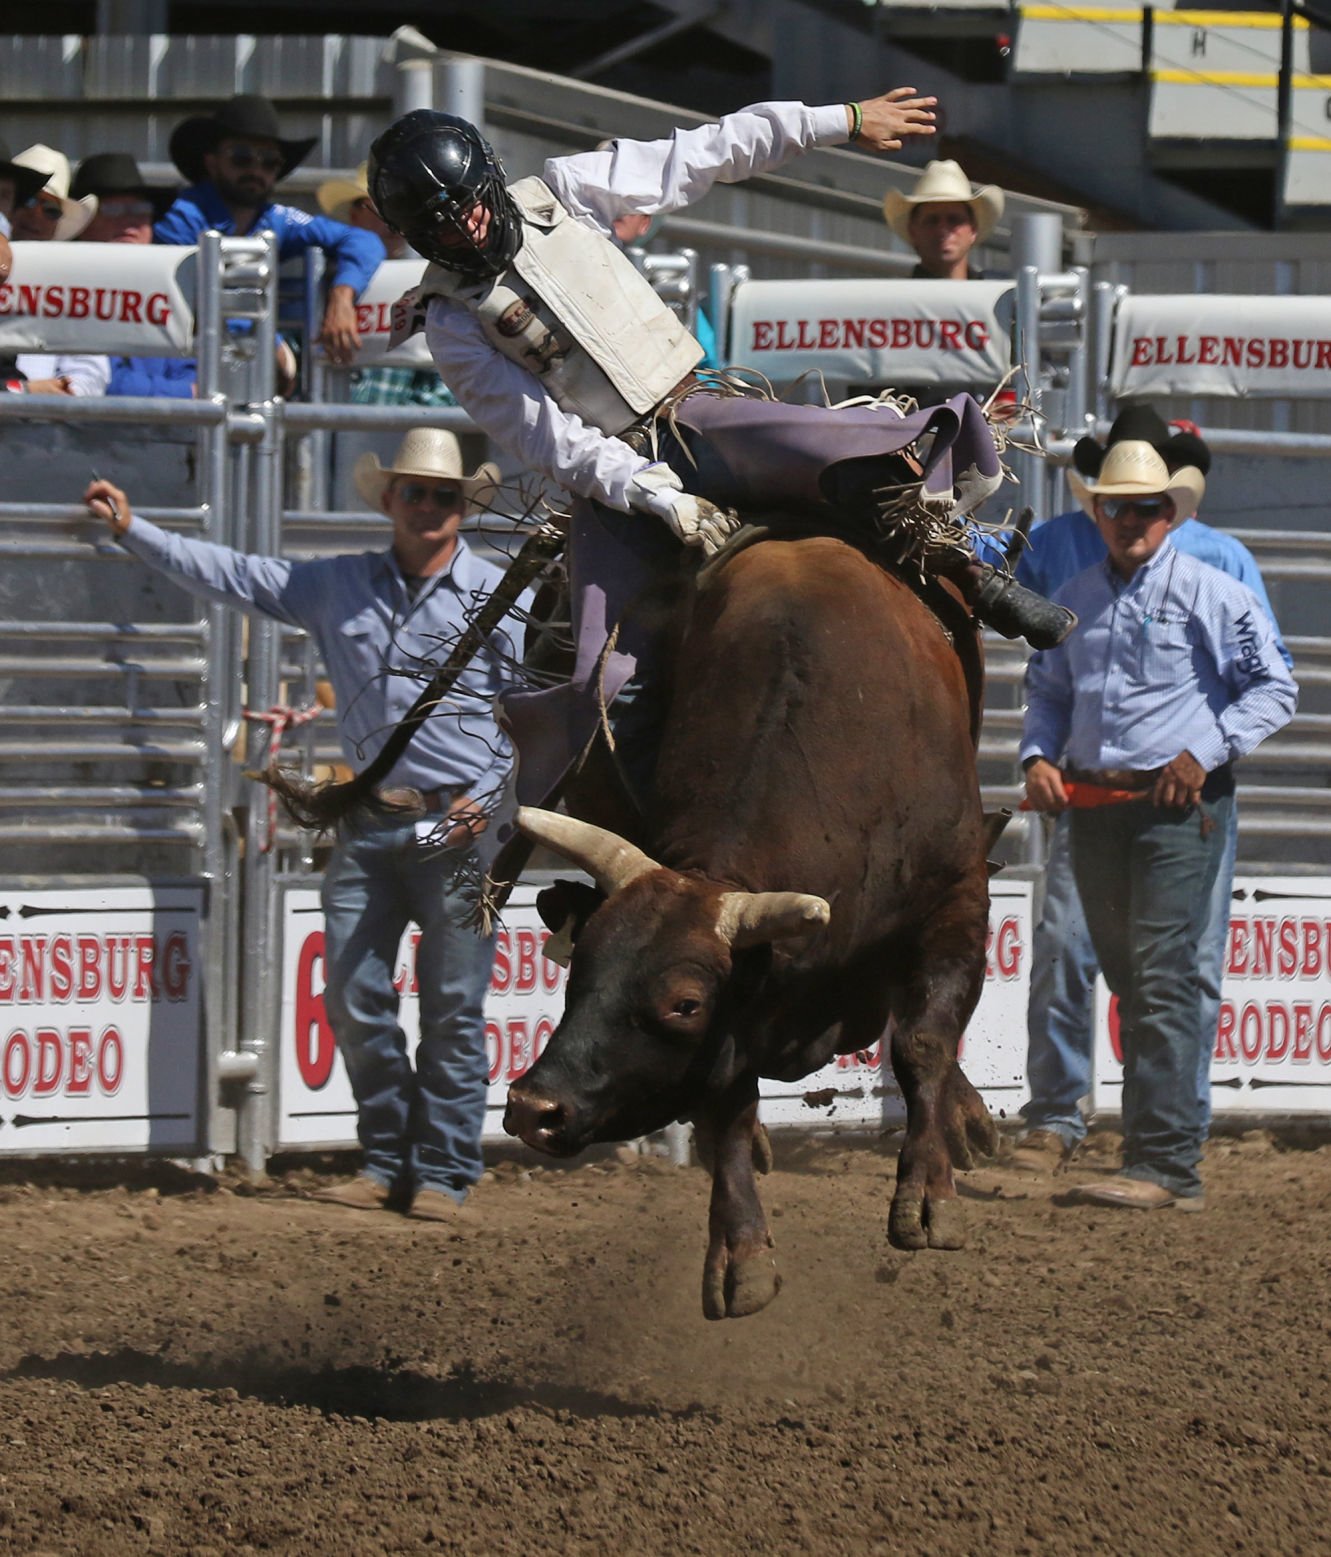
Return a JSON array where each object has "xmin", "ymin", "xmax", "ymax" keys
[{"xmin": 1, "ymin": 229, "xmax": 1328, "ymax": 1169}]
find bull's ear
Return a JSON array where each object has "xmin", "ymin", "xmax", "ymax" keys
[
  {"xmin": 716, "ymin": 891, "xmax": 831, "ymax": 949},
  {"xmin": 517, "ymin": 807, "xmax": 659, "ymax": 896},
  {"xmin": 536, "ymin": 880, "xmax": 602, "ymax": 968}
]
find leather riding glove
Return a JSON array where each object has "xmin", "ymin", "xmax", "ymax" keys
[{"xmin": 624, "ymin": 463, "xmax": 741, "ymax": 558}]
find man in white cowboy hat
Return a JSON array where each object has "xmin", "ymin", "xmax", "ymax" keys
[
  {"xmin": 155, "ymin": 94, "xmax": 386, "ymax": 366},
  {"xmin": 1010, "ymin": 409, "xmax": 1291, "ymax": 1181},
  {"xmin": 3, "ymin": 145, "xmax": 109, "ymax": 398},
  {"xmin": 1020, "ymin": 439, "xmax": 1296, "ymax": 1211},
  {"xmin": 882, "ymin": 159, "xmax": 1004, "ymax": 281},
  {"xmin": 83, "ymin": 429, "xmax": 522, "ymax": 1224}
]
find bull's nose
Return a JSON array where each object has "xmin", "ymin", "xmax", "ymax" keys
[{"xmin": 504, "ymin": 1087, "xmax": 567, "ymax": 1150}]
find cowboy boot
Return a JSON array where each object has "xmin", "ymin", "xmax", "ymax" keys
[{"xmin": 955, "ymin": 560, "xmax": 1077, "ymax": 650}]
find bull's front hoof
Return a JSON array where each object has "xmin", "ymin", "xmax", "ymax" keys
[
  {"xmin": 941, "ymin": 1062, "xmax": 998, "ymax": 1168},
  {"xmin": 888, "ymin": 1187, "xmax": 966, "ymax": 1251},
  {"xmin": 702, "ymin": 1244, "xmax": 782, "ymax": 1320}
]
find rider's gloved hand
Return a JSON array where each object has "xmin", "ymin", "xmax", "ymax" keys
[{"xmin": 624, "ymin": 463, "xmax": 740, "ymax": 558}]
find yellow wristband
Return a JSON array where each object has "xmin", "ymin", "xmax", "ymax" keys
[{"xmin": 848, "ymin": 101, "xmax": 864, "ymax": 141}]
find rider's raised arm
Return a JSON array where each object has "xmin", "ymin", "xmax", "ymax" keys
[{"xmin": 543, "ymin": 100, "xmax": 858, "ymax": 233}]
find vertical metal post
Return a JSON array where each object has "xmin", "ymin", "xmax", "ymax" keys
[
  {"xmin": 1276, "ymin": 0, "xmax": 1294, "ymax": 228},
  {"xmin": 195, "ymin": 230, "xmax": 242, "ymax": 1158},
  {"xmin": 294, "ymin": 248, "xmax": 330, "ymax": 513},
  {"xmin": 235, "ymin": 232, "xmax": 282, "ymax": 1175},
  {"xmin": 1090, "ymin": 281, "xmax": 1117, "ymax": 428},
  {"xmin": 437, "ymin": 54, "xmax": 486, "ymax": 130}
]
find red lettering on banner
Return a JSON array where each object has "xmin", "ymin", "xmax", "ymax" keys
[
  {"xmin": 43, "ymin": 285, "xmax": 64, "ymax": 317},
  {"xmin": 844, "ymin": 318, "xmax": 866, "ymax": 350},
  {"xmin": 1320, "ymin": 1005, "xmax": 1331, "ymax": 1062},
  {"xmin": 35, "ymin": 1028, "xmax": 62, "ymax": 1096},
  {"xmin": 1130, "ymin": 337, "xmax": 1152, "ymax": 367},
  {"xmin": 1223, "ymin": 337, "xmax": 1242, "ymax": 367},
  {"xmin": 21, "ymin": 938, "xmax": 45, "ymax": 1002},
  {"xmin": 1278, "ymin": 917, "xmax": 1299, "ymax": 978},
  {"xmin": 49, "ymin": 936, "xmax": 73, "ymax": 1001},
  {"xmin": 1216, "ymin": 1001, "xmax": 1237, "ymax": 1061},
  {"xmin": 867, "ymin": 319, "xmax": 888, "ymax": 348},
  {"xmin": 69, "ymin": 286, "xmax": 90, "ymax": 320},
  {"xmin": 67, "ymin": 1027, "xmax": 94, "ymax": 1094},
  {"xmin": 121, "ymin": 291, "xmax": 143, "ymax": 324},
  {"xmin": 1, "ymin": 1024, "xmax": 127, "ymax": 1099},
  {"xmin": 1228, "ymin": 918, "xmax": 1250, "ymax": 975},
  {"xmin": 78, "ymin": 936, "xmax": 101, "ymax": 1000},
  {"xmin": 938, "ymin": 319, "xmax": 961, "ymax": 350},
  {"xmin": 1253, "ymin": 917, "xmax": 1275, "ymax": 976},
  {"xmin": 891, "ymin": 318, "xmax": 911, "ymax": 350},
  {"xmin": 965, "ymin": 320, "xmax": 988, "ymax": 350},
  {"xmin": 1293, "ymin": 340, "xmax": 1313, "ymax": 370},
  {"xmin": 161, "ymin": 932, "xmax": 191, "ymax": 1000},
  {"xmin": 1267, "ymin": 1004, "xmax": 1291, "ymax": 1061},
  {"xmin": 984, "ymin": 916, "xmax": 1022, "ymax": 981},
  {"xmin": 514, "ymin": 930, "xmax": 539, "ymax": 996},
  {"xmin": 99, "ymin": 1026, "xmax": 123, "ymax": 1094},
  {"xmin": 1269, "ymin": 339, "xmax": 1289, "ymax": 369},
  {"xmin": 818, "ymin": 319, "xmax": 840, "ymax": 349},
  {"xmin": 751, "ymin": 320, "xmax": 774, "ymax": 351},
  {"xmin": 1240, "ymin": 1001, "xmax": 1263, "ymax": 1061},
  {"xmin": 1198, "ymin": 336, "xmax": 1219, "ymax": 365},
  {"xmin": 1174, "ymin": 335, "xmax": 1195, "ymax": 365},
  {"xmin": 1293, "ymin": 1003, "xmax": 1314, "ymax": 1061},
  {"xmin": 294, "ymin": 932, "xmax": 335, "ymax": 1090},
  {"xmin": 133, "ymin": 934, "xmax": 159, "ymax": 1000},
  {"xmin": 107, "ymin": 935, "xmax": 131, "ymax": 1000},
  {"xmin": 0, "ymin": 941, "xmax": 11, "ymax": 999},
  {"xmin": 4, "ymin": 1030, "xmax": 30, "ymax": 1094},
  {"xmin": 491, "ymin": 929, "xmax": 512, "ymax": 995},
  {"xmin": 1319, "ymin": 342, "xmax": 1331, "ymax": 370},
  {"xmin": 835, "ymin": 1042, "xmax": 882, "ymax": 1071},
  {"xmin": 94, "ymin": 289, "xmax": 115, "ymax": 322}
]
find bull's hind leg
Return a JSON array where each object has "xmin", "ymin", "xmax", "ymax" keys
[
  {"xmin": 888, "ymin": 880, "xmax": 997, "ymax": 1251},
  {"xmin": 694, "ymin": 1077, "xmax": 780, "ymax": 1320}
]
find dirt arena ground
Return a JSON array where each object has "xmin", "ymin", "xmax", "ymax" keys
[{"xmin": 1, "ymin": 1127, "xmax": 1329, "ymax": 1557}]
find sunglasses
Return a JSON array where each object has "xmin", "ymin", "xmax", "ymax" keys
[
  {"xmin": 98, "ymin": 197, "xmax": 155, "ymax": 220},
  {"xmin": 21, "ymin": 196, "xmax": 64, "ymax": 221},
  {"xmin": 393, "ymin": 482, "xmax": 461, "ymax": 510},
  {"xmin": 221, "ymin": 144, "xmax": 283, "ymax": 173},
  {"xmin": 1099, "ymin": 496, "xmax": 1173, "ymax": 521}
]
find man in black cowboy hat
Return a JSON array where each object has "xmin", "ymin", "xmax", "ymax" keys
[
  {"xmin": 73, "ymin": 152, "xmax": 172, "ymax": 245},
  {"xmin": 1010, "ymin": 405, "xmax": 1292, "ymax": 1184},
  {"xmin": 0, "ymin": 134, "xmax": 52, "ymax": 236},
  {"xmin": 155, "ymin": 94, "xmax": 385, "ymax": 365}
]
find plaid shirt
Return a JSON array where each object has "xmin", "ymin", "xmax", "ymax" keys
[{"xmin": 351, "ymin": 367, "xmax": 457, "ymax": 407}]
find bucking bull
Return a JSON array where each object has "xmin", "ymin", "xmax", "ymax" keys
[{"xmin": 505, "ymin": 532, "xmax": 999, "ymax": 1320}]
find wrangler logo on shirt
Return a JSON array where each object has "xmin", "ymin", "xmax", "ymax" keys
[{"xmin": 1233, "ymin": 610, "xmax": 1270, "ymax": 682}]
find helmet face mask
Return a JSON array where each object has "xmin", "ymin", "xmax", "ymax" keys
[{"xmin": 369, "ymin": 110, "xmax": 522, "ymax": 277}]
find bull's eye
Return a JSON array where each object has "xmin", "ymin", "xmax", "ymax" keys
[{"xmin": 672, "ymin": 997, "xmax": 701, "ymax": 1018}]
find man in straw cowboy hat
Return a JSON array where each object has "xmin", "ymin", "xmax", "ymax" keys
[
  {"xmin": 155, "ymin": 94, "xmax": 386, "ymax": 366},
  {"xmin": 1020, "ymin": 436, "xmax": 1296, "ymax": 1210},
  {"xmin": 1010, "ymin": 408, "xmax": 1291, "ymax": 1181},
  {"xmin": 882, "ymin": 159, "xmax": 1004, "ymax": 281},
  {"xmin": 83, "ymin": 429, "xmax": 522, "ymax": 1223}
]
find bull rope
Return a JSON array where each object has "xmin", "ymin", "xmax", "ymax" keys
[{"xmin": 241, "ymin": 700, "xmax": 324, "ymax": 852}]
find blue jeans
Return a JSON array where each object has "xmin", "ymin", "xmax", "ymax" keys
[
  {"xmin": 1068, "ymin": 795, "xmax": 1232, "ymax": 1197},
  {"xmin": 320, "ymin": 816, "xmax": 497, "ymax": 1200},
  {"xmin": 1022, "ymin": 803, "xmax": 1238, "ymax": 1146}
]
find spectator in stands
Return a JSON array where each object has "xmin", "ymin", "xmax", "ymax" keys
[
  {"xmin": 84, "ymin": 427, "xmax": 515, "ymax": 1224},
  {"xmin": 65, "ymin": 153, "xmax": 197, "ymax": 401},
  {"xmin": 883, "ymin": 159, "xmax": 1003, "ymax": 281},
  {"xmin": 1020, "ymin": 437, "xmax": 1296, "ymax": 1209},
  {"xmin": 317, "ymin": 161, "xmax": 456, "ymax": 408},
  {"xmin": 157, "ymin": 94, "xmax": 385, "ymax": 366},
  {"xmin": 73, "ymin": 152, "xmax": 170, "ymax": 245},
  {"xmin": 1012, "ymin": 410, "xmax": 1292, "ymax": 1178},
  {"xmin": 0, "ymin": 135, "xmax": 51, "ymax": 236},
  {"xmin": 5, "ymin": 146, "xmax": 107, "ymax": 397}
]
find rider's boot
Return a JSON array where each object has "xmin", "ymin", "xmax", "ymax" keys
[{"xmin": 947, "ymin": 558, "xmax": 1077, "ymax": 651}]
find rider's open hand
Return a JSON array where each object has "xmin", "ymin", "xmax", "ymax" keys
[
  {"xmin": 851, "ymin": 88, "xmax": 938, "ymax": 152},
  {"xmin": 318, "ymin": 285, "xmax": 362, "ymax": 366}
]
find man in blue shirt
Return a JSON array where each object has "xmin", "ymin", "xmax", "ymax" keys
[
  {"xmin": 84, "ymin": 429, "xmax": 520, "ymax": 1223},
  {"xmin": 1020, "ymin": 437, "xmax": 1296, "ymax": 1208},
  {"xmin": 1013, "ymin": 410, "xmax": 1292, "ymax": 1179},
  {"xmin": 156, "ymin": 94, "xmax": 385, "ymax": 365}
]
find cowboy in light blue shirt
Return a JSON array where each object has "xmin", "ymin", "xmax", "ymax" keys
[
  {"xmin": 1019, "ymin": 439, "xmax": 1295, "ymax": 1210},
  {"xmin": 85, "ymin": 431, "xmax": 523, "ymax": 1224}
]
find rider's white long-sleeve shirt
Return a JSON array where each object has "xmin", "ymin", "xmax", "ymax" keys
[{"xmin": 424, "ymin": 101, "xmax": 850, "ymax": 512}]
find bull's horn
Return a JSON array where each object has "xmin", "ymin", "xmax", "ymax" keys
[
  {"xmin": 516, "ymin": 807, "xmax": 660, "ymax": 896},
  {"xmin": 716, "ymin": 891, "xmax": 831, "ymax": 949}
]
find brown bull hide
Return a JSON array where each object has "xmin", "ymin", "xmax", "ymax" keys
[{"xmin": 506, "ymin": 537, "xmax": 996, "ymax": 1319}]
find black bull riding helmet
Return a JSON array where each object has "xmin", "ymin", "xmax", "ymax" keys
[{"xmin": 368, "ymin": 110, "xmax": 522, "ymax": 277}]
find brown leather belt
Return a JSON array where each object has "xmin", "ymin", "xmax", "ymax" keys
[
  {"xmin": 1065, "ymin": 765, "xmax": 1159, "ymax": 792},
  {"xmin": 375, "ymin": 784, "xmax": 466, "ymax": 814}
]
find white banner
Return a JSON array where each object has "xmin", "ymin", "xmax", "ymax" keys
[
  {"xmin": 278, "ymin": 876, "xmax": 1032, "ymax": 1146},
  {"xmin": 1093, "ymin": 875, "xmax": 1331, "ymax": 1116},
  {"xmin": 1111, "ymin": 294, "xmax": 1331, "ymax": 399},
  {"xmin": 729, "ymin": 278, "xmax": 1013, "ymax": 388},
  {"xmin": 0, "ymin": 242, "xmax": 197, "ymax": 355},
  {"xmin": 349, "ymin": 258, "xmax": 431, "ymax": 367},
  {"xmin": 0, "ymin": 884, "xmax": 204, "ymax": 1154}
]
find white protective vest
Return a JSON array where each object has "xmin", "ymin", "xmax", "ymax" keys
[{"xmin": 416, "ymin": 176, "xmax": 702, "ymax": 436}]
